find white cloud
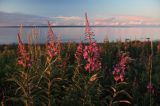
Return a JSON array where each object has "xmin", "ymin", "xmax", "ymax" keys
[
  {"xmin": 52, "ymin": 16, "xmax": 83, "ymax": 21},
  {"xmin": 93, "ymin": 15, "xmax": 160, "ymax": 26}
]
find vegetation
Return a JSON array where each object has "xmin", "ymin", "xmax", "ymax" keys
[{"xmin": 0, "ymin": 14, "xmax": 160, "ymax": 106}]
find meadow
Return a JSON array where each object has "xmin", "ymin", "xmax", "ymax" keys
[{"xmin": 0, "ymin": 14, "xmax": 160, "ymax": 106}]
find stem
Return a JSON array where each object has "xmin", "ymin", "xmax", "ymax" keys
[
  {"xmin": 25, "ymin": 100, "xmax": 28, "ymax": 106},
  {"xmin": 48, "ymin": 79, "xmax": 51, "ymax": 106},
  {"xmin": 24, "ymin": 67, "xmax": 30, "ymax": 106},
  {"xmin": 150, "ymin": 40, "xmax": 153, "ymax": 106},
  {"xmin": 37, "ymin": 57, "xmax": 57, "ymax": 85}
]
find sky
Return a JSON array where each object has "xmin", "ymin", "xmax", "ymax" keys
[{"xmin": 0, "ymin": 0, "xmax": 160, "ymax": 26}]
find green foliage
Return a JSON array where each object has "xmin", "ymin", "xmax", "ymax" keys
[{"xmin": 1, "ymin": 41, "xmax": 160, "ymax": 105}]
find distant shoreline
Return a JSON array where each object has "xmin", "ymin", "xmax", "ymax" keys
[{"xmin": 0, "ymin": 25, "xmax": 160, "ymax": 28}]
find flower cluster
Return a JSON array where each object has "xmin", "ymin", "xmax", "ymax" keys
[
  {"xmin": 17, "ymin": 33, "xmax": 32, "ymax": 67},
  {"xmin": 83, "ymin": 42, "xmax": 101, "ymax": 72},
  {"xmin": 75, "ymin": 13, "xmax": 101, "ymax": 72},
  {"xmin": 112, "ymin": 53, "xmax": 129, "ymax": 82},
  {"xmin": 147, "ymin": 81, "xmax": 154, "ymax": 94},
  {"xmin": 46, "ymin": 21, "xmax": 58, "ymax": 59}
]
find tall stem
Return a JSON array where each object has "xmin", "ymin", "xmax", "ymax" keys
[
  {"xmin": 150, "ymin": 40, "xmax": 153, "ymax": 106},
  {"xmin": 48, "ymin": 79, "xmax": 51, "ymax": 106}
]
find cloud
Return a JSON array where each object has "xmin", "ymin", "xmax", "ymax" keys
[
  {"xmin": 52, "ymin": 16, "xmax": 83, "ymax": 21},
  {"xmin": 93, "ymin": 15, "xmax": 160, "ymax": 26},
  {"xmin": 48, "ymin": 16, "xmax": 83, "ymax": 26},
  {"xmin": 114, "ymin": 16, "xmax": 146, "ymax": 21}
]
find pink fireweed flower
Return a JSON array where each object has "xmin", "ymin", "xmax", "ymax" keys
[
  {"xmin": 83, "ymin": 51, "xmax": 88, "ymax": 59},
  {"xmin": 147, "ymin": 81, "xmax": 154, "ymax": 94},
  {"xmin": 17, "ymin": 33, "xmax": 32, "ymax": 67},
  {"xmin": 85, "ymin": 63, "xmax": 91, "ymax": 71},
  {"xmin": 17, "ymin": 60, "xmax": 24, "ymax": 65},
  {"xmin": 46, "ymin": 21, "xmax": 58, "ymax": 59},
  {"xmin": 112, "ymin": 53, "xmax": 129, "ymax": 82}
]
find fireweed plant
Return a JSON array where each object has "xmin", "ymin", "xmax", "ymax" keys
[
  {"xmin": 70, "ymin": 13, "xmax": 102, "ymax": 105},
  {"xmin": 75, "ymin": 13, "xmax": 101, "ymax": 73},
  {"xmin": 37, "ymin": 21, "xmax": 66, "ymax": 106},
  {"xmin": 106, "ymin": 49, "xmax": 132, "ymax": 105}
]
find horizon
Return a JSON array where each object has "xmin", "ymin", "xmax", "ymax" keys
[{"xmin": 1, "ymin": 24, "xmax": 160, "ymax": 27}]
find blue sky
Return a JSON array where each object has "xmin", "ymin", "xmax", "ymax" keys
[{"xmin": 0, "ymin": 0, "xmax": 160, "ymax": 26}]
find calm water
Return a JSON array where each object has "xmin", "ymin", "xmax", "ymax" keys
[{"xmin": 0, "ymin": 27, "xmax": 160, "ymax": 44}]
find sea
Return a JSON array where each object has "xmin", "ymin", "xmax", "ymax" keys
[{"xmin": 0, "ymin": 26, "xmax": 160, "ymax": 44}]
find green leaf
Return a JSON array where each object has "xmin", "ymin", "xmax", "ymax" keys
[
  {"xmin": 115, "ymin": 82, "xmax": 128, "ymax": 87},
  {"xmin": 113, "ymin": 100, "xmax": 131, "ymax": 104},
  {"xmin": 116, "ymin": 90, "xmax": 133, "ymax": 99}
]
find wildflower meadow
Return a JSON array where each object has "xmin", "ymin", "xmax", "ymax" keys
[{"xmin": 0, "ymin": 13, "xmax": 160, "ymax": 106}]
